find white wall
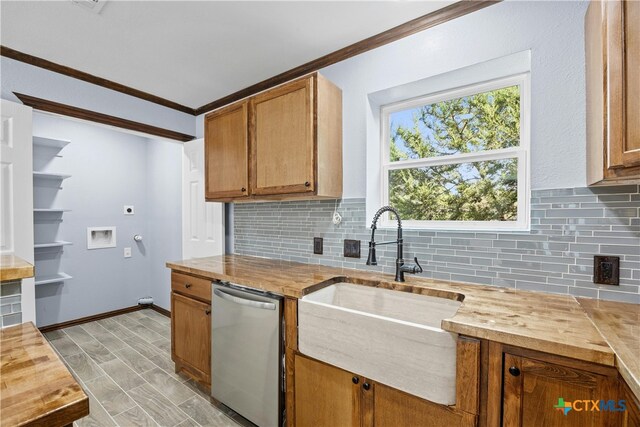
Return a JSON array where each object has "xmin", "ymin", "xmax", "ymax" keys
[
  {"xmin": 196, "ymin": 1, "xmax": 589, "ymax": 196},
  {"xmin": 32, "ymin": 113, "xmax": 181, "ymax": 326},
  {"xmin": 1, "ymin": 57, "xmax": 195, "ymax": 137}
]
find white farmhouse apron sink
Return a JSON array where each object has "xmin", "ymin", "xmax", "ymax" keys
[{"xmin": 298, "ymin": 282, "xmax": 462, "ymax": 405}]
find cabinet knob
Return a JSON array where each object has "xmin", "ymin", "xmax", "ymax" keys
[
  {"xmin": 185, "ymin": 283, "xmax": 192, "ymax": 289},
  {"xmin": 352, "ymin": 376, "xmax": 359, "ymax": 384},
  {"xmin": 241, "ymin": 187, "xmax": 246, "ymax": 192},
  {"xmin": 508, "ymin": 366, "xmax": 521, "ymax": 377},
  {"xmin": 205, "ymin": 309, "xmax": 211, "ymax": 315},
  {"xmin": 304, "ymin": 181, "xmax": 311, "ymax": 187},
  {"xmin": 363, "ymin": 382, "xmax": 370, "ymax": 391}
]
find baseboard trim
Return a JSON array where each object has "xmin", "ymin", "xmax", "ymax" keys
[
  {"xmin": 151, "ymin": 304, "xmax": 171, "ymax": 318},
  {"xmin": 38, "ymin": 305, "xmax": 144, "ymax": 333}
]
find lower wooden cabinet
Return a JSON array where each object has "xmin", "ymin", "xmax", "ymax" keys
[
  {"xmin": 294, "ymin": 354, "xmax": 360, "ymax": 427},
  {"xmin": 171, "ymin": 291, "xmax": 211, "ymax": 386},
  {"xmin": 621, "ymin": 377, "xmax": 640, "ymax": 427},
  {"xmin": 294, "ymin": 353, "xmax": 476, "ymax": 427},
  {"xmin": 489, "ymin": 344, "xmax": 628, "ymax": 427},
  {"xmin": 374, "ymin": 383, "xmax": 476, "ymax": 427}
]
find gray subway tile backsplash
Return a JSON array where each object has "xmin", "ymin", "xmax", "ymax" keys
[{"xmin": 234, "ymin": 185, "xmax": 640, "ymax": 303}]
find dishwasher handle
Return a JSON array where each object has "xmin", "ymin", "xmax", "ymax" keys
[{"xmin": 214, "ymin": 288, "xmax": 276, "ymax": 310}]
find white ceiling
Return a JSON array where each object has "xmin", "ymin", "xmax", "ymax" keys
[{"xmin": 0, "ymin": 1, "xmax": 453, "ymax": 110}]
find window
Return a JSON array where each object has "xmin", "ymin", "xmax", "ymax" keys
[{"xmin": 380, "ymin": 74, "xmax": 530, "ymax": 230}]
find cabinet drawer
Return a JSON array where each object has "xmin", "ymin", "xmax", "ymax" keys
[{"xmin": 171, "ymin": 271, "xmax": 211, "ymax": 302}]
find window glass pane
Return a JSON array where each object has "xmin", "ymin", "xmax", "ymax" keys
[
  {"xmin": 389, "ymin": 86, "xmax": 520, "ymax": 161},
  {"xmin": 388, "ymin": 158, "xmax": 518, "ymax": 221}
]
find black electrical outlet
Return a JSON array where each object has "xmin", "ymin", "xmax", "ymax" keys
[
  {"xmin": 344, "ymin": 239, "xmax": 361, "ymax": 258},
  {"xmin": 594, "ymin": 255, "xmax": 620, "ymax": 285},
  {"xmin": 313, "ymin": 237, "xmax": 323, "ymax": 255}
]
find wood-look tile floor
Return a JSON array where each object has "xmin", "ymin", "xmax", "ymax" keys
[{"xmin": 45, "ymin": 309, "xmax": 252, "ymax": 427}]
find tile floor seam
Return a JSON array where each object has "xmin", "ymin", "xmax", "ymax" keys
[
  {"xmin": 51, "ymin": 331, "xmax": 120, "ymax": 426},
  {"xmin": 48, "ymin": 310, "xmax": 242, "ymax": 427},
  {"xmin": 117, "ymin": 383, "xmax": 168, "ymax": 427},
  {"xmin": 62, "ymin": 322, "xmax": 146, "ymax": 426},
  {"xmin": 72, "ymin": 372, "xmax": 121, "ymax": 426}
]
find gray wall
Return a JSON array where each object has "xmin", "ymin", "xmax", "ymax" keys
[
  {"xmin": 146, "ymin": 138, "xmax": 183, "ymax": 311},
  {"xmin": 1, "ymin": 56, "xmax": 194, "ymax": 137},
  {"xmin": 197, "ymin": 1, "xmax": 589, "ymax": 194},
  {"xmin": 234, "ymin": 185, "xmax": 640, "ymax": 304},
  {"xmin": 32, "ymin": 113, "xmax": 180, "ymax": 326}
]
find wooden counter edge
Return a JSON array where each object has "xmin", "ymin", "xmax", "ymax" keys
[{"xmin": 0, "ymin": 255, "xmax": 35, "ymax": 281}]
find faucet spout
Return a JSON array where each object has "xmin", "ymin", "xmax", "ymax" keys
[{"xmin": 365, "ymin": 206, "xmax": 421, "ymax": 282}]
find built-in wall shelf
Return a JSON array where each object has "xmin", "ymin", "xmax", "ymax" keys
[
  {"xmin": 34, "ymin": 241, "xmax": 73, "ymax": 249},
  {"xmin": 33, "ymin": 136, "xmax": 72, "ymax": 291},
  {"xmin": 34, "ymin": 209, "xmax": 70, "ymax": 213},
  {"xmin": 33, "ymin": 172, "xmax": 72, "ymax": 180},
  {"xmin": 35, "ymin": 272, "xmax": 72, "ymax": 286},
  {"xmin": 33, "ymin": 136, "xmax": 71, "ymax": 150}
]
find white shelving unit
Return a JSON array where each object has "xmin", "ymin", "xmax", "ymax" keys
[
  {"xmin": 33, "ymin": 136, "xmax": 72, "ymax": 286},
  {"xmin": 34, "ymin": 208, "xmax": 71, "ymax": 213},
  {"xmin": 35, "ymin": 272, "xmax": 73, "ymax": 286},
  {"xmin": 33, "ymin": 171, "xmax": 72, "ymax": 180},
  {"xmin": 34, "ymin": 241, "xmax": 73, "ymax": 249},
  {"xmin": 33, "ymin": 136, "xmax": 71, "ymax": 150}
]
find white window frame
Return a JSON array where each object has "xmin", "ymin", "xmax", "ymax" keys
[{"xmin": 379, "ymin": 73, "xmax": 530, "ymax": 231}]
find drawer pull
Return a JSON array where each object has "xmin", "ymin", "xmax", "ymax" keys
[
  {"xmin": 185, "ymin": 283, "xmax": 192, "ymax": 289},
  {"xmin": 363, "ymin": 382, "xmax": 370, "ymax": 391},
  {"xmin": 205, "ymin": 309, "xmax": 211, "ymax": 315},
  {"xmin": 352, "ymin": 376, "xmax": 359, "ymax": 384},
  {"xmin": 508, "ymin": 366, "xmax": 521, "ymax": 377},
  {"xmin": 304, "ymin": 181, "xmax": 311, "ymax": 187},
  {"xmin": 241, "ymin": 187, "xmax": 246, "ymax": 192}
]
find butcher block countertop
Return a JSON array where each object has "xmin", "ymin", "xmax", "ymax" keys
[
  {"xmin": 0, "ymin": 255, "xmax": 34, "ymax": 282},
  {"xmin": 167, "ymin": 254, "xmax": 639, "ymax": 399},
  {"xmin": 579, "ymin": 298, "xmax": 640, "ymax": 401},
  {"xmin": 0, "ymin": 322, "xmax": 89, "ymax": 427}
]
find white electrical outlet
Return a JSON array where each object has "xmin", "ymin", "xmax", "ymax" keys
[
  {"xmin": 124, "ymin": 205, "xmax": 134, "ymax": 215},
  {"xmin": 124, "ymin": 247, "xmax": 132, "ymax": 258}
]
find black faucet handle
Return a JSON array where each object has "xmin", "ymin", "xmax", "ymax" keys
[{"xmin": 413, "ymin": 257, "xmax": 423, "ymax": 274}]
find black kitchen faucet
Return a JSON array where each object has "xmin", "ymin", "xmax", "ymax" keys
[{"xmin": 366, "ymin": 205, "xmax": 423, "ymax": 282}]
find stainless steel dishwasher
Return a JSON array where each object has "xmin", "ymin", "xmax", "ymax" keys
[{"xmin": 211, "ymin": 281, "xmax": 283, "ymax": 427}]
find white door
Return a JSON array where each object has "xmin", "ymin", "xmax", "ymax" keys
[
  {"xmin": 182, "ymin": 138, "xmax": 224, "ymax": 259},
  {"xmin": 0, "ymin": 100, "xmax": 35, "ymax": 323}
]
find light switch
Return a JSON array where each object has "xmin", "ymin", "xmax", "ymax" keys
[{"xmin": 124, "ymin": 247, "xmax": 132, "ymax": 258}]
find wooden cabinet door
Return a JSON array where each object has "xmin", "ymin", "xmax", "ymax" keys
[
  {"xmin": 204, "ymin": 101, "xmax": 249, "ymax": 199},
  {"xmin": 502, "ymin": 353, "xmax": 622, "ymax": 427},
  {"xmin": 620, "ymin": 377, "xmax": 640, "ymax": 427},
  {"xmin": 294, "ymin": 354, "xmax": 361, "ymax": 427},
  {"xmin": 607, "ymin": 0, "xmax": 640, "ymax": 170},
  {"xmin": 171, "ymin": 292, "xmax": 211, "ymax": 384},
  {"xmin": 251, "ymin": 76, "xmax": 315, "ymax": 196},
  {"xmin": 373, "ymin": 382, "xmax": 476, "ymax": 427}
]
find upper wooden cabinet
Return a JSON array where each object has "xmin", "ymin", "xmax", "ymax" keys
[
  {"xmin": 204, "ymin": 101, "xmax": 249, "ymax": 200},
  {"xmin": 204, "ymin": 73, "xmax": 342, "ymax": 202},
  {"xmin": 586, "ymin": 0, "xmax": 640, "ymax": 185}
]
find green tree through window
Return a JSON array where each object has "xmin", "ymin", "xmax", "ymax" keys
[{"xmin": 387, "ymin": 85, "xmax": 521, "ymax": 222}]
